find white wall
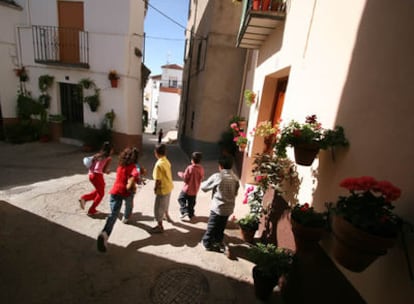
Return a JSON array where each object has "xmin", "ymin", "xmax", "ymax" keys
[
  {"xmin": 157, "ymin": 90, "xmax": 180, "ymax": 129},
  {"xmin": 1, "ymin": 0, "xmax": 146, "ymax": 138},
  {"xmin": 247, "ymin": 0, "xmax": 414, "ymax": 302}
]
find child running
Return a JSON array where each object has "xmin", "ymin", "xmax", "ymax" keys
[
  {"xmin": 151, "ymin": 143, "xmax": 173, "ymax": 233},
  {"xmin": 200, "ymin": 156, "xmax": 239, "ymax": 252},
  {"xmin": 177, "ymin": 152, "xmax": 204, "ymax": 221},
  {"xmin": 79, "ymin": 141, "xmax": 113, "ymax": 215},
  {"xmin": 97, "ymin": 147, "xmax": 140, "ymax": 252}
]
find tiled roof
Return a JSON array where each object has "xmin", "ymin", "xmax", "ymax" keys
[{"xmin": 161, "ymin": 64, "xmax": 183, "ymax": 70}]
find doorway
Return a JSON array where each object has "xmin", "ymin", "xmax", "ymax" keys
[
  {"xmin": 60, "ymin": 83, "xmax": 84, "ymax": 140},
  {"xmin": 58, "ymin": 1, "xmax": 84, "ymax": 64}
]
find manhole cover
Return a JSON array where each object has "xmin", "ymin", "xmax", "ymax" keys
[{"xmin": 151, "ymin": 267, "xmax": 209, "ymax": 304}]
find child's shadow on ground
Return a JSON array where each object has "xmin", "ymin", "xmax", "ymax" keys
[
  {"xmin": 126, "ymin": 219, "xmax": 249, "ymax": 262},
  {"xmin": 127, "ymin": 221, "xmax": 204, "ymax": 250},
  {"xmin": 87, "ymin": 212, "xmax": 108, "ymax": 220}
]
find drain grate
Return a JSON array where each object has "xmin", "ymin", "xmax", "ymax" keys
[{"xmin": 151, "ymin": 267, "xmax": 209, "ymax": 304}]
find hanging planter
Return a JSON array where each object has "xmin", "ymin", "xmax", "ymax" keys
[
  {"xmin": 275, "ymin": 115, "xmax": 349, "ymax": 165},
  {"xmin": 110, "ymin": 78, "xmax": 118, "ymax": 88},
  {"xmin": 331, "ymin": 215, "xmax": 396, "ymax": 272},
  {"xmin": 293, "ymin": 142, "xmax": 320, "ymax": 166},
  {"xmin": 108, "ymin": 70, "xmax": 120, "ymax": 88},
  {"xmin": 328, "ymin": 176, "xmax": 402, "ymax": 272},
  {"xmin": 84, "ymin": 93, "xmax": 100, "ymax": 112}
]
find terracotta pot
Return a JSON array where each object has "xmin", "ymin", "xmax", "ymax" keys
[
  {"xmin": 331, "ymin": 215, "xmax": 396, "ymax": 272},
  {"xmin": 252, "ymin": 266, "xmax": 279, "ymax": 300},
  {"xmin": 291, "ymin": 219, "xmax": 325, "ymax": 252},
  {"xmin": 238, "ymin": 143, "xmax": 247, "ymax": 152},
  {"xmin": 293, "ymin": 142, "xmax": 319, "ymax": 166},
  {"xmin": 238, "ymin": 120, "xmax": 247, "ymax": 131},
  {"xmin": 240, "ymin": 227, "xmax": 256, "ymax": 243},
  {"xmin": 262, "ymin": 0, "xmax": 271, "ymax": 11},
  {"xmin": 110, "ymin": 78, "xmax": 118, "ymax": 88}
]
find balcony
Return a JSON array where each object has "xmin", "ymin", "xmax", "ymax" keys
[
  {"xmin": 237, "ymin": 0, "xmax": 287, "ymax": 49},
  {"xmin": 32, "ymin": 25, "xmax": 89, "ymax": 68}
]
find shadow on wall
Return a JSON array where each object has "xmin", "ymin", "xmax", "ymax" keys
[{"xmin": 313, "ymin": 1, "xmax": 414, "ymax": 303}]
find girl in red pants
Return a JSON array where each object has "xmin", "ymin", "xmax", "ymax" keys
[{"xmin": 79, "ymin": 142, "xmax": 113, "ymax": 215}]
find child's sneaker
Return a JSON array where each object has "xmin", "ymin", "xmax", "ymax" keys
[
  {"xmin": 150, "ymin": 226, "xmax": 164, "ymax": 234},
  {"xmin": 79, "ymin": 199, "xmax": 86, "ymax": 210},
  {"xmin": 97, "ymin": 231, "xmax": 108, "ymax": 252}
]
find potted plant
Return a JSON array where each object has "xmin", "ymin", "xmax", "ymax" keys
[
  {"xmin": 78, "ymin": 78, "xmax": 95, "ymax": 89},
  {"xmin": 251, "ymin": 153, "xmax": 298, "ymax": 192},
  {"xmin": 38, "ymin": 74, "xmax": 54, "ymax": 92},
  {"xmin": 229, "ymin": 115, "xmax": 247, "ymax": 131},
  {"xmin": 234, "ymin": 131, "xmax": 248, "ymax": 151},
  {"xmin": 252, "ymin": 120, "xmax": 279, "ymax": 153},
  {"xmin": 244, "ymin": 89, "xmax": 256, "ymax": 106},
  {"xmin": 328, "ymin": 176, "xmax": 402, "ymax": 272},
  {"xmin": 48, "ymin": 114, "xmax": 65, "ymax": 141},
  {"xmin": 248, "ymin": 243, "xmax": 295, "ymax": 300},
  {"xmin": 108, "ymin": 70, "xmax": 120, "ymax": 88},
  {"xmin": 104, "ymin": 109, "xmax": 116, "ymax": 129},
  {"xmin": 84, "ymin": 93, "xmax": 100, "ymax": 112},
  {"xmin": 237, "ymin": 186, "xmax": 263, "ymax": 242},
  {"xmin": 14, "ymin": 66, "xmax": 28, "ymax": 82},
  {"xmin": 290, "ymin": 203, "xmax": 328, "ymax": 252},
  {"xmin": 275, "ymin": 114, "xmax": 349, "ymax": 166}
]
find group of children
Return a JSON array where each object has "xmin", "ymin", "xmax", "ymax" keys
[{"xmin": 79, "ymin": 142, "xmax": 240, "ymax": 253}]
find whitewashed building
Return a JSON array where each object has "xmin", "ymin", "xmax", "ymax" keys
[
  {"xmin": 0, "ymin": 0, "xmax": 149, "ymax": 151},
  {"xmin": 144, "ymin": 64, "xmax": 183, "ymax": 133}
]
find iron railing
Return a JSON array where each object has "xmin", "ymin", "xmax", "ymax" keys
[{"xmin": 32, "ymin": 25, "xmax": 89, "ymax": 68}]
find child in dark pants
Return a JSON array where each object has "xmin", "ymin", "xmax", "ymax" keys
[
  {"xmin": 177, "ymin": 152, "xmax": 205, "ymax": 220},
  {"xmin": 200, "ymin": 156, "xmax": 239, "ymax": 252},
  {"xmin": 97, "ymin": 147, "xmax": 140, "ymax": 252}
]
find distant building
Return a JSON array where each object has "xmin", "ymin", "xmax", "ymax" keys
[
  {"xmin": 144, "ymin": 64, "xmax": 183, "ymax": 133},
  {"xmin": 0, "ymin": 0, "xmax": 149, "ymax": 151}
]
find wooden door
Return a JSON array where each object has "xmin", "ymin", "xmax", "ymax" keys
[
  {"xmin": 58, "ymin": 1, "xmax": 84, "ymax": 64},
  {"xmin": 272, "ymin": 78, "xmax": 288, "ymax": 126}
]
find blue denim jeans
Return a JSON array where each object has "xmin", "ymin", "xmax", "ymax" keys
[
  {"xmin": 102, "ymin": 194, "xmax": 130, "ymax": 236},
  {"xmin": 202, "ymin": 210, "xmax": 229, "ymax": 248},
  {"xmin": 123, "ymin": 194, "xmax": 135, "ymax": 220},
  {"xmin": 177, "ymin": 190, "xmax": 196, "ymax": 217}
]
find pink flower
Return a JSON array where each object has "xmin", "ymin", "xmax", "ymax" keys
[{"xmin": 230, "ymin": 123, "xmax": 238, "ymax": 130}]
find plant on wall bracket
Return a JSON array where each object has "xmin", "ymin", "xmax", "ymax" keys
[
  {"xmin": 84, "ymin": 90, "xmax": 100, "ymax": 112},
  {"xmin": 78, "ymin": 78, "xmax": 100, "ymax": 112},
  {"xmin": 38, "ymin": 74, "xmax": 54, "ymax": 109},
  {"xmin": 244, "ymin": 89, "xmax": 256, "ymax": 106}
]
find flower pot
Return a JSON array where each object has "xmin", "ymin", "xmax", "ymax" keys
[
  {"xmin": 240, "ymin": 227, "xmax": 256, "ymax": 243},
  {"xmin": 238, "ymin": 143, "xmax": 247, "ymax": 152},
  {"xmin": 331, "ymin": 215, "xmax": 396, "ymax": 272},
  {"xmin": 262, "ymin": 0, "xmax": 271, "ymax": 11},
  {"xmin": 252, "ymin": 0, "xmax": 260, "ymax": 10},
  {"xmin": 252, "ymin": 266, "xmax": 279, "ymax": 301},
  {"xmin": 110, "ymin": 78, "xmax": 118, "ymax": 88},
  {"xmin": 50, "ymin": 121, "xmax": 62, "ymax": 141},
  {"xmin": 291, "ymin": 219, "xmax": 325, "ymax": 253},
  {"xmin": 263, "ymin": 135, "xmax": 275, "ymax": 154},
  {"xmin": 238, "ymin": 120, "xmax": 247, "ymax": 131},
  {"xmin": 293, "ymin": 143, "xmax": 319, "ymax": 166}
]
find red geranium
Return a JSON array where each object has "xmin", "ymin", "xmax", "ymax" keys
[{"xmin": 333, "ymin": 176, "xmax": 402, "ymax": 237}]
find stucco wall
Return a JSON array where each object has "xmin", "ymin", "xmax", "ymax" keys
[
  {"xmin": 1, "ymin": 0, "xmax": 145, "ymax": 148},
  {"xmin": 247, "ymin": 0, "xmax": 414, "ymax": 302}
]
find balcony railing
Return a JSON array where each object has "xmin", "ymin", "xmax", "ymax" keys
[
  {"xmin": 32, "ymin": 25, "xmax": 89, "ymax": 68},
  {"xmin": 237, "ymin": 0, "xmax": 287, "ymax": 49}
]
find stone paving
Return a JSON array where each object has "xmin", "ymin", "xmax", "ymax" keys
[{"xmin": 0, "ymin": 134, "xmax": 285, "ymax": 303}]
